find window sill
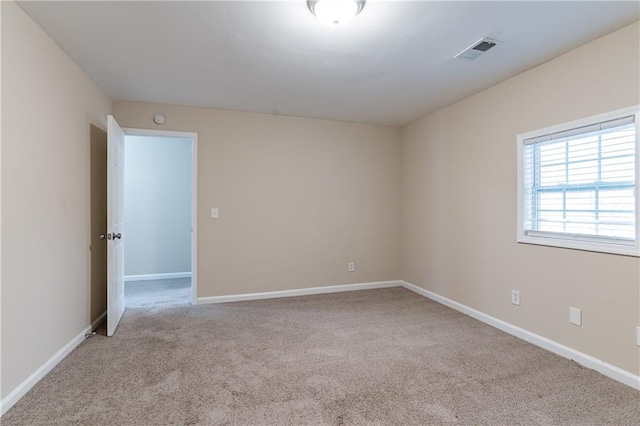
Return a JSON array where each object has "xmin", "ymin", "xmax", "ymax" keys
[{"xmin": 517, "ymin": 234, "xmax": 640, "ymax": 257}]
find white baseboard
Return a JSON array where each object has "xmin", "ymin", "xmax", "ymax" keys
[
  {"xmin": 401, "ymin": 280, "xmax": 640, "ymax": 390},
  {"xmin": 2, "ymin": 280, "xmax": 636, "ymax": 418},
  {"xmin": 124, "ymin": 272, "xmax": 191, "ymax": 282},
  {"xmin": 197, "ymin": 280, "xmax": 402, "ymax": 304},
  {"xmin": 0, "ymin": 323, "xmax": 92, "ymax": 416}
]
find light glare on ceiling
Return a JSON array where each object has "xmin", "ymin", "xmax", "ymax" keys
[{"xmin": 308, "ymin": 0, "xmax": 365, "ymax": 27}]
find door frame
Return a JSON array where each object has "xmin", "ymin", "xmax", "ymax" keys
[{"xmin": 123, "ymin": 127, "xmax": 199, "ymax": 305}]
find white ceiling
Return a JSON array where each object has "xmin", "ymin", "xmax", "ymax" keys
[{"xmin": 18, "ymin": 1, "xmax": 640, "ymax": 126}]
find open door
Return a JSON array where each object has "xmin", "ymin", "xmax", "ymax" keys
[{"xmin": 107, "ymin": 115, "xmax": 125, "ymax": 336}]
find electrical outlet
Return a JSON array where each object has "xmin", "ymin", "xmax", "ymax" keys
[
  {"xmin": 511, "ymin": 290, "xmax": 520, "ymax": 306},
  {"xmin": 348, "ymin": 262, "xmax": 355, "ymax": 272},
  {"xmin": 636, "ymin": 327, "xmax": 640, "ymax": 346}
]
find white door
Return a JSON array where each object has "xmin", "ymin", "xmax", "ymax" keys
[{"xmin": 107, "ymin": 115, "xmax": 125, "ymax": 336}]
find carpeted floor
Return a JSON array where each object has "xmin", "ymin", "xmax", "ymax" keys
[
  {"xmin": 125, "ymin": 277, "xmax": 192, "ymax": 308},
  {"xmin": 3, "ymin": 287, "xmax": 639, "ymax": 425}
]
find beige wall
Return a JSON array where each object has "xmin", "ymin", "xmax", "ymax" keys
[
  {"xmin": 1, "ymin": 0, "xmax": 638, "ymax": 407},
  {"xmin": 401, "ymin": 22, "xmax": 640, "ymax": 375},
  {"xmin": 1, "ymin": 1, "xmax": 112, "ymax": 399},
  {"xmin": 114, "ymin": 102, "xmax": 401, "ymax": 298}
]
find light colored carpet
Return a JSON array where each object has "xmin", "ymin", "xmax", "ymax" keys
[
  {"xmin": 125, "ymin": 277, "xmax": 191, "ymax": 308},
  {"xmin": 3, "ymin": 287, "xmax": 639, "ymax": 425}
]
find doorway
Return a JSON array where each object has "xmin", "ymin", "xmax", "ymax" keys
[{"xmin": 122, "ymin": 129, "xmax": 198, "ymax": 308}]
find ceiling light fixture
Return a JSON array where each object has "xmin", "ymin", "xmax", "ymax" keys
[{"xmin": 308, "ymin": 0, "xmax": 365, "ymax": 27}]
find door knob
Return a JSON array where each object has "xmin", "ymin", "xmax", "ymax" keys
[{"xmin": 99, "ymin": 233, "xmax": 120, "ymax": 240}]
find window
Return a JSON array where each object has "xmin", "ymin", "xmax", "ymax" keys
[{"xmin": 517, "ymin": 106, "xmax": 640, "ymax": 256}]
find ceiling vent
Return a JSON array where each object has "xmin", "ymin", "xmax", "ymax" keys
[{"xmin": 455, "ymin": 38, "xmax": 501, "ymax": 60}]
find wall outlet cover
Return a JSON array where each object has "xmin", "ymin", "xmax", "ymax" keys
[
  {"xmin": 569, "ymin": 307, "xmax": 582, "ymax": 326},
  {"xmin": 511, "ymin": 290, "xmax": 520, "ymax": 306}
]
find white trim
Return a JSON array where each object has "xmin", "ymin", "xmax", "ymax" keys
[
  {"xmin": 1, "ymin": 311, "xmax": 106, "ymax": 416},
  {"xmin": 123, "ymin": 127, "xmax": 198, "ymax": 139},
  {"xmin": 124, "ymin": 272, "xmax": 192, "ymax": 282},
  {"xmin": 197, "ymin": 279, "xmax": 640, "ymax": 389},
  {"xmin": 196, "ymin": 281, "xmax": 402, "ymax": 304},
  {"xmin": 517, "ymin": 106, "xmax": 639, "ymax": 145},
  {"xmin": 122, "ymin": 127, "xmax": 198, "ymax": 306},
  {"xmin": 401, "ymin": 281, "xmax": 640, "ymax": 390},
  {"xmin": 517, "ymin": 233, "xmax": 640, "ymax": 257},
  {"xmin": 3, "ymin": 281, "xmax": 637, "ymax": 416},
  {"xmin": 516, "ymin": 105, "xmax": 640, "ymax": 257},
  {"xmin": 191, "ymin": 133, "xmax": 198, "ymax": 306},
  {"xmin": 0, "ymin": 324, "xmax": 92, "ymax": 416}
]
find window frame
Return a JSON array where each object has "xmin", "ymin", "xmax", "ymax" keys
[{"xmin": 517, "ymin": 106, "xmax": 640, "ymax": 257}]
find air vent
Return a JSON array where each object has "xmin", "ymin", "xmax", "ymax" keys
[{"xmin": 455, "ymin": 38, "xmax": 501, "ymax": 60}]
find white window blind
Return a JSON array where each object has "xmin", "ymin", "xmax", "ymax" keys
[{"xmin": 521, "ymin": 114, "xmax": 637, "ymax": 248}]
